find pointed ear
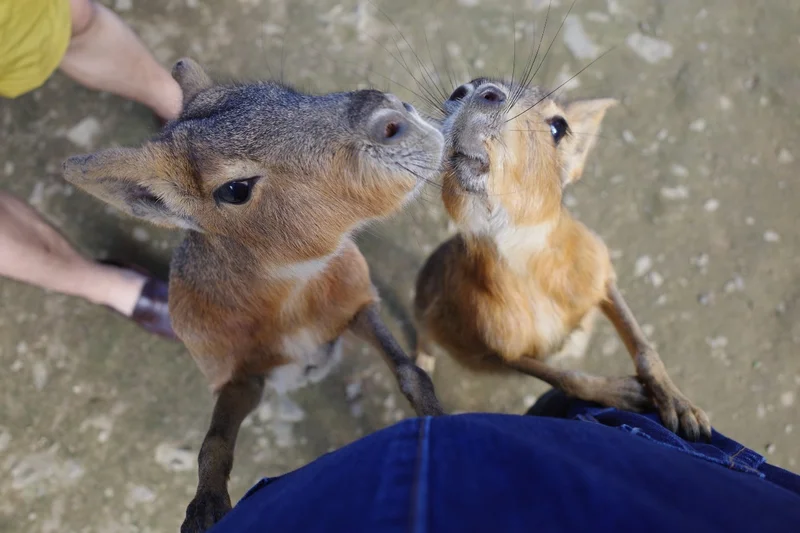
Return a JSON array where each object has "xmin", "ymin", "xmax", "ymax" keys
[
  {"xmin": 63, "ymin": 146, "xmax": 201, "ymax": 231},
  {"xmin": 560, "ymin": 98, "xmax": 617, "ymax": 185},
  {"xmin": 172, "ymin": 57, "xmax": 213, "ymax": 102}
]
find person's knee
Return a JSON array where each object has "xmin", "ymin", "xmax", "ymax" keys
[{"xmin": 69, "ymin": 0, "xmax": 96, "ymax": 37}]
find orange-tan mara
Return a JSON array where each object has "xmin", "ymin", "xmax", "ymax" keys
[{"xmin": 414, "ymin": 78, "xmax": 710, "ymax": 441}]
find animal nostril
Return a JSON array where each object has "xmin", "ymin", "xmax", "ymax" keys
[
  {"xmin": 479, "ymin": 87, "xmax": 505, "ymax": 104},
  {"xmin": 370, "ymin": 111, "xmax": 409, "ymax": 144},
  {"xmin": 448, "ymin": 85, "xmax": 469, "ymax": 102},
  {"xmin": 379, "ymin": 118, "xmax": 407, "ymax": 142},
  {"xmin": 385, "ymin": 122, "xmax": 400, "ymax": 138}
]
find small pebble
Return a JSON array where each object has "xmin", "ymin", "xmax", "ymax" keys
[
  {"xmin": 763, "ymin": 230, "xmax": 780, "ymax": 243},
  {"xmin": 703, "ymin": 199, "xmax": 720, "ymax": 212},
  {"xmin": 689, "ymin": 119, "xmax": 707, "ymax": 132},
  {"xmin": 670, "ymin": 164, "xmax": 688, "ymax": 177},
  {"xmin": 706, "ymin": 336, "xmax": 728, "ymax": 350},
  {"xmin": 562, "ymin": 15, "xmax": 601, "ymax": 60},
  {"xmin": 256, "ymin": 402, "xmax": 273, "ymax": 422},
  {"xmin": 601, "ymin": 337, "xmax": 619, "ymax": 356},
  {"xmin": 718, "ymin": 95, "xmax": 732, "ymax": 111},
  {"xmin": 277, "ymin": 396, "xmax": 305, "ymax": 422},
  {"xmin": 585, "ymin": 12, "xmax": 610, "ymax": 23},
  {"xmin": 625, "ymin": 33, "xmax": 674, "ymax": 64},
  {"xmin": 345, "ymin": 381, "xmax": 362, "ymax": 402},
  {"xmin": 765, "ymin": 443, "xmax": 776, "ymax": 455},
  {"xmin": 778, "ymin": 148, "xmax": 794, "ymax": 164},
  {"xmin": 622, "ymin": 130, "xmax": 636, "ymax": 144},
  {"xmin": 690, "ymin": 253, "xmax": 709, "ymax": 268},
  {"xmin": 66, "ymin": 117, "xmax": 102, "ymax": 149},
  {"xmin": 743, "ymin": 75, "xmax": 759, "ymax": 91},
  {"xmin": 648, "ymin": 271, "xmax": 664, "ymax": 288},
  {"xmin": 723, "ymin": 276, "xmax": 745, "ymax": 293},
  {"xmin": 780, "ymin": 391, "xmax": 795, "ymax": 407},
  {"xmin": 660, "ymin": 185, "xmax": 689, "ymax": 200},
  {"xmin": 154, "ymin": 443, "xmax": 195, "ymax": 472},
  {"xmin": 698, "ymin": 292, "xmax": 714, "ymax": 306},
  {"xmin": 634, "ymin": 256, "xmax": 653, "ymax": 277},
  {"xmin": 32, "ymin": 361, "xmax": 48, "ymax": 391},
  {"xmin": 523, "ymin": 395, "xmax": 537, "ymax": 409}
]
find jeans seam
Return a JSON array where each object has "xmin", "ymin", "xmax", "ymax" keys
[
  {"xmin": 728, "ymin": 445, "xmax": 751, "ymax": 471},
  {"xmin": 411, "ymin": 416, "xmax": 432, "ymax": 533}
]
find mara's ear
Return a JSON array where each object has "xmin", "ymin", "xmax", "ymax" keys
[
  {"xmin": 560, "ymin": 98, "xmax": 618, "ymax": 186},
  {"xmin": 172, "ymin": 57, "xmax": 213, "ymax": 102},
  {"xmin": 63, "ymin": 146, "xmax": 200, "ymax": 231}
]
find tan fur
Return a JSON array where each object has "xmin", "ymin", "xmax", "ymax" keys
[
  {"xmin": 64, "ymin": 58, "xmax": 445, "ymax": 532},
  {"xmin": 171, "ymin": 239, "xmax": 374, "ymax": 391},
  {"xmin": 424, "ymin": 96, "xmax": 613, "ymax": 368},
  {"xmin": 415, "ymin": 215, "xmax": 609, "ymax": 369},
  {"xmin": 417, "ymin": 80, "xmax": 709, "ymax": 441}
]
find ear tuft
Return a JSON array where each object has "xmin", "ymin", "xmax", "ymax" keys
[
  {"xmin": 172, "ymin": 57, "xmax": 213, "ymax": 103},
  {"xmin": 560, "ymin": 98, "xmax": 618, "ymax": 185}
]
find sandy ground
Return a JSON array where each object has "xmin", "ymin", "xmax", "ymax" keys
[{"xmin": 1, "ymin": 0, "xmax": 798, "ymax": 531}]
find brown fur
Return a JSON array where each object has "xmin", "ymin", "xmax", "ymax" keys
[
  {"xmin": 416, "ymin": 79, "xmax": 710, "ymax": 441},
  {"xmin": 63, "ymin": 58, "xmax": 444, "ymax": 533}
]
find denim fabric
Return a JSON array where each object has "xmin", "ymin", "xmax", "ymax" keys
[{"xmin": 211, "ymin": 412, "xmax": 800, "ymax": 533}]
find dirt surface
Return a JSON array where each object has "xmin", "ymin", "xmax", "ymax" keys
[{"xmin": 1, "ymin": 0, "xmax": 798, "ymax": 531}]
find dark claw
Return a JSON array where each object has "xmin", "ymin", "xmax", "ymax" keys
[{"xmin": 181, "ymin": 491, "xmax": 232, "ymax": 533}]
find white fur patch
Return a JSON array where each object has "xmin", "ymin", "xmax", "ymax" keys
[
  {"xmin": 547, "ymin": 308, "xmax": 597, "ymax": 363},
  {"xmin": 495, "ymin": 221, "xmax": 555, "ymax": 272},
  {"xmin": 269, "ymin": 330, "xmax": 342, "ymax": 395},
  {"xmin": 271, "ymin": 238, "xmax": 345, "ymax": 282},
  {"xmin": 530, "ymin": 287, "xmax": 566, "ymax": 352},
  {"xmin": 272, "ymin": 256, "xmax": 332, "ymax": 281}
]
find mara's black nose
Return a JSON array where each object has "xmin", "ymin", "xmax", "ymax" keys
[
  {"xmin": 448, "ymin": 84, "xmax": 470, "ymax": 102},
  {"xmin": 476, "ymin": 85, "xmax": 506, "ymax": 104}
]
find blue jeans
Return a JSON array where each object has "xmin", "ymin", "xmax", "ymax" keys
[{"xmin": 210, "ymin": 405, "xmax": 800, "ymax": 533}]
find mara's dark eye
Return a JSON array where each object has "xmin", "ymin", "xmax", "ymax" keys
[
  {"xmin": 215, "ymin": 177, "xmax": 258, "ymax": 205},
  {"xmin": 448, "ymin": 85, "xmax": 469, "ymax": 102},
  {"xmin": 548, "ymin": 116, "xmax": 570, "ymax": 144}
]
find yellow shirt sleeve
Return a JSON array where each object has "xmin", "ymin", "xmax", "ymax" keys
[{"xmin": 0, "ymin": 0, "xmax": 72, "ymax": 99}]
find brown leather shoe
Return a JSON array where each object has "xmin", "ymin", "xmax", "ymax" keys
[{"xmin": 99, "ymin": 260, "xmax": 178, "ymax": 341}]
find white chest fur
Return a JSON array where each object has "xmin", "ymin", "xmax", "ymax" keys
[{"xmin": 269, "ymin": 328, "xmax": 342, "ymax": 394}]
